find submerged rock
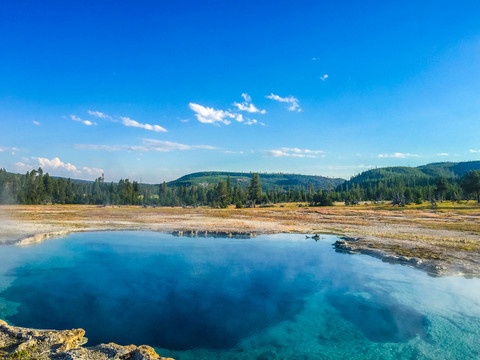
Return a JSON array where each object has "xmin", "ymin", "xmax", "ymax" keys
[
  {"xmin": 0, "ymin": 319, "xmax": 174, "ymax": 360},
  {"xmin": 327, "ymin": 292, "xmax": 431, "ymax": 343}
]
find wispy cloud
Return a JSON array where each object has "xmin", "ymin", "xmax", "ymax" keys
[
  {"xmin": 142, "ymin": 138, "xmax": 215, "ymax": 151},
  {"xmin": 189, "ymin": 103, "xmax": 236, "ymax": 125},
  {"xmin": 120, "ymin": 117, "xmax": 167, "ymax": 133},
  {"xmin": 244, "ymin": 118, "xmax": 258, "ymax": 125},
  {"xmin": 76, "ymin": 138, "xmax": 215, "ymax": 152},
  {"xmin": 469, "ymin": 149, "xmax": 479, "ymax": 153},
  {"xmin": 437, "ymin": 153, "xmax": 449, "ymax": 156},
  {"xmin": 324, "ymin": 164, "xmax": 374, "ymax": 171},
  {"xmin": 234, "ymin": 113, "xmax": 259, "ymax": 125},
  {"xmin": 0, "ymin": 146, "xmax": 19, "ymax": 155},
  {"xmin": 320, "ymin": 74, "xmax": 328, "ymax": 81},
  {"xmin": 0, "ymin": 146, "xmax": 19, "ymax": 152},
  {"xmin": 14, "ymin": 162, "xmax": 32, "ymax": 173},
  {"xmin": 81, "ymin": 166, "xmax": 105, "ymax": 176},
  {"xmin": 79, "ymin": 110, "xmax": 168, "ymax": 132},
  {"xmin": 266, "ymin": 93, "xmax": 301, "ymax": 112},
  {"xmin": 268, "ymin": 148, "xmax": 324, "ymax": 158},
  {"xmin": 377, "ymin": 152, "xmax": 420, "ymax": 158},
  {"xmin": 189, "ymin": 97, "xmax": 264, "ymax": 126},
  {"xmin": 88, "ymin": 110, "xmax": 111, "ymax": 119},
  {"xmin": 71, "ymin": 115, "xmax": 96, "ymax": 126},
  {"xmin": 33, "ymin": 121, "xmax": 40, "ymax": 126},
  {"xmin": 233, "ymin": 93, "xmax": 266, "ymax": 114}
]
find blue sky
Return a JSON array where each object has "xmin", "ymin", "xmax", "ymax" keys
[{"xmin": 1, "ymin": 1, "xmax": 480, "ymax": 182}]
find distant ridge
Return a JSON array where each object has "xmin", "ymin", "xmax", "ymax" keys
[
  {"xmin": 339, "ymin": 161, "xmax": 480, "ymax": 190},
  {"xmin": 167, "ymin": 171, "xmax": 345, "ymax": 191},
  {"xmin": 4, "ymin": 160, "xmax": 480, "ymax": 190}
]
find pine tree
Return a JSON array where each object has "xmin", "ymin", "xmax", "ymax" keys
[
  {"xmin": 226, "ymin": 175, "xmax": 233, "ymax": 204},
  {"xmin": 215, "ymin": 181, "xmax": 228, "ymax": 208},
  {"xmin": 461, "ymin": 171, "xmax": 480, "ymax": 202},
  {"xmin": 247, "ymin": 173, "xmax": 262, "ymax": 207},
  {"xmin": 435, "ymin": 177, "xmax": 449, "ymax": 202}
]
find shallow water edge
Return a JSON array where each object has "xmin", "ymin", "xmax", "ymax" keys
[{"xmin": 10, "ymin": 228, "xmax": 471, "ymax": 278}]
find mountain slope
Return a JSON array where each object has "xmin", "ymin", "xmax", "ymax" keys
[
  {"xmin": 339, "ymin": 161, "xmax": 480, "ymax": 190},
  {"xmin": 167, "ymin": 171, "xmax": 345, "ymax": 191}
]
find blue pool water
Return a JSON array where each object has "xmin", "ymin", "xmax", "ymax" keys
[{"xmin": 0, "ymin": 231, "xmax": 479, "ymax": 359}]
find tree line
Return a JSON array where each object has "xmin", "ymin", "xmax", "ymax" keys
[
  {"xmin": 1, "ymin": 168, "xmax": 480, "ymax": 207},
  {"xmin": 334, "ymin": 170, "xmax": 480, "ymax": 205}
]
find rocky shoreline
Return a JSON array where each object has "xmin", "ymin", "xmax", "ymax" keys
[
  {"xmin": 0, "ymin": 320, "xmax": 173, "ymax": 360},
  {"xmin": 332, "ymin": 237, "xmax": 476, "ymax": 277}
]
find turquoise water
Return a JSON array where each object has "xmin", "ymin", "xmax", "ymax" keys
[{"xmin": 0, "ymin": 232, "xmax": 479, "ymax": 359}]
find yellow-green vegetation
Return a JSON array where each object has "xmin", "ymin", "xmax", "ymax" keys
[{"xmin": 8, "ymin": 349, "xmax": 33, "ymax": 360}]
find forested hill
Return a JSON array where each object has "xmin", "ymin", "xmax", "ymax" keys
[
  {"xmin": 338, "ymin": 161, "xmax": 480, "ymax": 190},
  {"xmin": 167, "ymin": 171, "xmax": 345, "ymax": 191}
]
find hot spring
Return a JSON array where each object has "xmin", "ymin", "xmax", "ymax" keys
[{"xmin": 0, "ymin": 232, "xmax": 479, "ymax": 359}]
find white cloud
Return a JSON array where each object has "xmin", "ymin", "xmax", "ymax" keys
[
  {"xmin": 469, "ymin": 149, "xmax": 479, "ymax": 153},
  {"xmin": 88, "ymin": 110, "xmax": 111, "ymax": 119},
  {"xmin": 81, "ymin": 166, "xmax": 104, "ymax": 176},
  {"xmin": 189, "ymin": 97, "xmax": 263, "ymax": 126},
  {"xmin": 120, "ymin": 117, "xmax": 167, "ymax": 132},
  {"xmin": 233, "ymin": 102, "xmax": 265, "ymax": 113},
  {"xmin": 244, "ymin": 118, "xmax": 258, "ymax": 125},
  {"xmin": 230, "ymin": 113, "xmax": 259, "ymax": 126},
  {"xmin": 37, "ymin": 157, "xmax": 80, "ymax": 173},
  {"xmin": 377, "ymin": 152, "xmax": 420, "ymax": 158},
  {"xmin": 71, "ymin": 115, "xmax": 96, "ymax": 126},
  {"xmin": 266, "ymin": 93, "xmax": 301, "ymax": 112},
  {"xmin": 437, "ymin": 153, "xmax": 449, "ymax": 156},
  {"xmin": 235, "ymin": 114, "xmax": 244, "ymax": 123},
  {"xmin": 268, "ymin": 148, "xmax": 324, "ymax": 158},
  {"xmin": 233, "ymin": 93, "xmax": 266, "ymax": 114},
  {"xmin": 14, "ymin": 162, "xmax": 32, "ymax": 172},
  {"xmin": 75, "ymin": 138, "xmax": 215, "ymax": 152},
  {"xmin": 33, "ymin": 121, "xmax": 40, "ymax": 126},
  {"xmin": 189, "ymin": 103, "xmax": 236, "ymax": 125},
  {"xmin": 320, "ymin": 74, "xmax": 328, "ymax": 81},
  {"xmin": 13, "ymin": 158, "xmax": 103, "ymax": 178}
]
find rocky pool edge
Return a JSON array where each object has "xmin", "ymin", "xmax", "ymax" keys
[{"xmin": 0, "ymin": 319, "xmax": 174, "ymax": 360}]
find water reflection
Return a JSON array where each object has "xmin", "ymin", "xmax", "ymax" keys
[
  {"xmin": 2, "ymin": 233, "xmax": 324, "ymax": 349},
  {"xmin": 0, "ymin": 232, "xmax": 479, "ymax": 359}
]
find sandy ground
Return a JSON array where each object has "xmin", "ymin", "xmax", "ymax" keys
[{"xmin": 1, "ymin": 203, "xmax": 479, "ymax": 277}]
